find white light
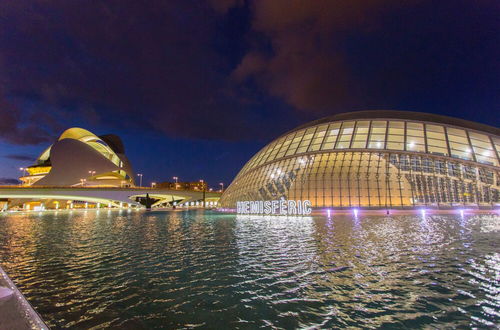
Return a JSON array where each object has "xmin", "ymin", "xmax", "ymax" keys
[
  {"xmin": 376, "ymin": 142, "xmax": 382, "ymax": 148},
  {"xmin": 465, "ymin": 148, "xmax": 471, "ymax": 153},
  {"xmin": 482, "ymin": 150, "xmax": 491, "ymax": 157},
  {"xmin": 408, "ymin": 142, "xmax": 415, "ymax": 148}
]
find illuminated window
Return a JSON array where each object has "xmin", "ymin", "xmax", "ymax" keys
[
  {"xmin": 296, "ymin": 127, "xmax": 317, "ymax": 154},
  {"xmin": 469, "ymin": 132, "xmax": 497, "ymax": 166},
  {"xmin": 308, "ymin": 125, "xmax": 328, "ymax": 152},
  {"xmin": 447, "ymin": 127, "xmax": 473, "ymax": 160},
  {"xmin": 351, "ymin": 121, "xmax": 369, "ymax": 148},
  {"xmin": 321, "ymin": 123, "xmax": 341, "ymax": 150},
  {"xmin": 405, "ymin": 122, "xmax": 425, "ymax": 152},
  {"xmin": 426, "ymin": 124, "xmax": 448, "ymax": 156},
  {"xmin": 286, "ymin": 130, "xmax": 305, "ymax": 156},
  {"xmin": 335, "ymin": 121, "xmax": 354, "ymax": 149},
  {"xmin": 387, "ymin": 121, "xmax": 405, "ymax": 150},
  {"xmin": 368, "ymin": 121, "xmax": 386, "ymax": 149}
]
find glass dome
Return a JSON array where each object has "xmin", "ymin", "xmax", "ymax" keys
[{"xmin": 220, "ymin": 111, "xmax": 500, "ymax": 210}]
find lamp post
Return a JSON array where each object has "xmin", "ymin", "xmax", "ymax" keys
[
  {"xmin": 151, "ymin": 182, "xmax": 156, "ymax": 188},
  {"xmin": 137, "ymin": 173, "xmax": 143, "ymax": 187},
  {"xmin": 219, "ymin": 182, "xmax": 224, "ymax": 192},
  {"xmin": 80, "ymin": 178, "xmax": 86, "ymax": 187},
  {"xmin": 19, "ymin": 167, "xmax": 27, "ymax": 176},
  {"xmin": 200, "ymin": 179, "xmax": 205, "ymax": 207},
  {"xmin": 173, "ymin": 176, "xmax": 178, "ymax": 190},
  {"xmin": 19, "ymin": 167, "xmax": 27, "ymax": 186},
  {"xmin": 88, "ymin": 170, "xmax": 96, "ymax": 186}
]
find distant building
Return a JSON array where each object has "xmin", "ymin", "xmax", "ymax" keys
[
  {"xmin": 157, "ymin": 181, "xmax": 208, "ymax": 191},
  {"xmin": 19, "ymin": 127, "xmax": 135, "ymax": 187},
  {"xmin": 220, "ymin": 111, "xmax": 500, "ymax": 210}
]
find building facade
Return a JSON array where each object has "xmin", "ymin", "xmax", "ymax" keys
[
  {"xmin": 19, "ymin": 127, "xmax": 135, "ymax": 187},
  {"xmin": 220, "ymin": 111, "xmax": 500, "ymax": 209},
  {"xmin": 156, "ymin": 181, "xmax": 208, "ymax": 191}
]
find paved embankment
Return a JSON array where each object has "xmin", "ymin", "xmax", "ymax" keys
[{"xmin": 0, "ymin": 265, "xmax": 48, "ymax": 330}]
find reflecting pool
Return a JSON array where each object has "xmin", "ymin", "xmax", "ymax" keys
[{"xmin": 0, "ymin": 210, "xmax": 498, "ymax": 328}]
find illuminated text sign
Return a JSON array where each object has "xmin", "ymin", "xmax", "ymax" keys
[{"xmin": 236, "ymin": 199, "xmax": 312, "ymax": 215}]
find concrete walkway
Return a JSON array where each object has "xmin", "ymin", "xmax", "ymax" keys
[{"xmin": 0, "ymin": 265, "xmax": 48, "ymax": 330}]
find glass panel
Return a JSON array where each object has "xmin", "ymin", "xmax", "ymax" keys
[
  {"xmin": 426, "ymin": 124, "xmax": 446, "ymax": 155},
  {"xmin": 308, "ymin": 125, "xmax": 328, "ymax": 152},
  {"xmin": 335, "ymin": 122, "xmax": 354, "ymax": 149},
  {"xmin": 470, "ymin": 132, "xmax": 497, "ymax": 166},
  {"xmin": 446, "ymin": 127, "xmax": 473, "ymax": 160},
  {"xmin": 387, "ymin": 122, "xmax": 404, "ymax": 150},
  {"xmin": 493, "ymin": 137, "xmax": 500, "ymax": 160},
  {"xmin": 388, "ymin": 121, "xmax": 404, "ymax": 135},
  {"xmin": 368, "ymin": 121, "xmax": 386, "ymax": 149},
  {"xmin": 285, "ymin": 130, "xmax": 305, "ymax": 156},
  {"xmin": 371, "ymin": 120, "xmax": 387, "ymax": 134},
  {"xmin": 406, "ymin": 122, "xmax": 424, "ymax": 137},
  {"xmin": 426, "ymin": 124, "xmax": 444, "ymax": 133},
  {"xmin": 321, "ymin": 123, "xmax": 341, "ymax": 150},
  {"xmin": 352, "ymin": 122, "xmax": 368, "ymax": 148}
]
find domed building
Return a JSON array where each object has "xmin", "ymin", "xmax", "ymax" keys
[
  {"xmin": 20, "ymin": 128, "xmax": 135, "ymax": 187},
  {"xmin": 220, "ymin": 111, "xmax": 500, "ymax": 211}
]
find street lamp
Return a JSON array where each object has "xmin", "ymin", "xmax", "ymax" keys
[
  {"xmin": 137, "ymin": 173, "xmax": 143, "ymax": 187},
  {"xmin": 88, "ymin": 170, "xmax": 96, "ymax": 185},
  {"xmin": 173, "ymin": 176, "xmax": 178, "ymax": 189},
  {"xmin": 219, "ymin": 182, "xmax": 224, "ymax": 192},
  {"xmin": 200, "ymin": 179, "xmax": 205, "ymax": 207},
  {"xmin": 151, "ymin": 182, "xmax": 156, "ymax": 188},
  {"xmin": 80, "ymin": 178, "xmax": 86, "ymax": 187}
]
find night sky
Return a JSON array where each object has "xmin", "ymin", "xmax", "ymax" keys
[{"xmin": 0, "ymin": 1, "xmax": 499, "ymax": 188}]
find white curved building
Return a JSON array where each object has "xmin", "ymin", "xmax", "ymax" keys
[
  {"xmin": 220, "ymin": 111, "xmax": 500, "ymax": 210},
  {"xmin": 20, "ymin": 128, "xmax": 135, "ymax": 187}
]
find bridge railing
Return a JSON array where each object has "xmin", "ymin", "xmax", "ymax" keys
[{"xmin": 0, "ymin": 185, "xmax": 222, "ymax": 193}]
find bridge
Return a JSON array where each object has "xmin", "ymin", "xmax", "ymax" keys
[{"xmin": 0, "ymin": 186, "xmax": 221, "ymax": 210}]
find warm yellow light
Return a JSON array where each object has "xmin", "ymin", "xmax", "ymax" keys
[{"xmin": 26, "ymin": 166, "xmax": 51, "ymax": 175}]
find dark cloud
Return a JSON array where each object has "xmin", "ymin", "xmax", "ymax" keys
[
  {"xmin": 0, "ymin": 89, "xmax": 57, "ymax": 145},
  {"xmin": 0, "ymin": 0, "xmax": 498, "ymax": 149},
  {"xmin": 232, "ymin": 0, "xmax": 500, "ymax": 121},
  {"xmin": 0, "ymin": 0, "xmax": 268, "ymax": 144},
  {"xmin": 0, "ymin": 177, "xmax": 20, "ymax": 185},
  {"xmin": 4, "ymin": 154, "xmax": 36, "ymax": 162}
]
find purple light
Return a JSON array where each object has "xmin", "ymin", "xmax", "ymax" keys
[
  {"xmin": 327, "ymin": 209, "xmax": 331, "ymax": 217},
  {"xmin": 420, "ymin": 209, "xmax": 426, "ymax": 217},
  {"xmin": 353, "ymin": 208, "xmax": 358, "ymax": 218},
  {"xmin": 459, "ymin": 209, "xmax": 464, "ymax": 218}
]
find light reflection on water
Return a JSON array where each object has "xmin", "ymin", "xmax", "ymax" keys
[{"xmin": 0, "ymin": 210, "xmax": 498, "ymax": 328}]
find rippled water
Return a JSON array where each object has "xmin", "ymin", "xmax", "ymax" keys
[{"xmin": 0, "ymin": 209, "xmax": 499, "ymax": 328}]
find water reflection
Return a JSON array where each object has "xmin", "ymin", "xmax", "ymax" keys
[{"xmin": 0, "ymin": 210, "xmax": 498, "ymax": 328}]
